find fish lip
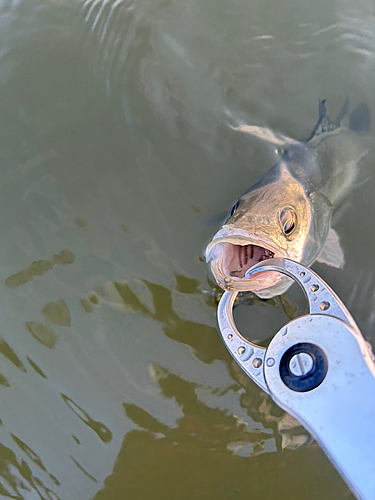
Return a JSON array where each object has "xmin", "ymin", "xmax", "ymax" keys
[
  {"xmin": 205, "ymin": 228, "xmax": 289, "ymax": 291},
  {"xmin": 205, "ymin": 229, "xmax": 285, "ymax": 262},
  {"xmin": 205, "ymin": 236, "xmax": 283, "ymax": 261}
]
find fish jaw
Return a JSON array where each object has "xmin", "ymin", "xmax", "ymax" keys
[{"xmin": 205, "ymin": 227, "xmax": 293, "ymax": 297}]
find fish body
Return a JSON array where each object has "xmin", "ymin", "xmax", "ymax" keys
[{"xmin": 206, "ymin": 100, "xmax": 370, "ymax": 298}]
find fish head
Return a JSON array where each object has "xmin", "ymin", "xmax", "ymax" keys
[{"xmin": 205, "ymin": 164, "xmax": 331, "ymax": 298}]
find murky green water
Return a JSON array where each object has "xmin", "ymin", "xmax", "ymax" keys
[{"xmin": 0, "ymin": 0, "xmax": 374, "ymax": 498}]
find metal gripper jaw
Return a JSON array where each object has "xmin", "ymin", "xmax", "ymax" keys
[{"xmin": 217, "ymin": 258, "xmax": 375, "ymax": 500}]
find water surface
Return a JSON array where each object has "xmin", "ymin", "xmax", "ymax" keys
[{"xmin": 0, "ymin": 0, "xmax": 373, "ymax": 497}]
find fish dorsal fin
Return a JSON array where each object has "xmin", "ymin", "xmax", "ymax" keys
[
  {"xmin": 306, "ymin": 99, "xmax": 339, "ymax": 142},
  {"xmin": 229, "ymin": 124, "xmax": 298, "ymax": 147}
]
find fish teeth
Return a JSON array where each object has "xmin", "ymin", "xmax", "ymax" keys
[{"xmin": 262, "ymin": 249, "xmax": 274, "ymax": 261}]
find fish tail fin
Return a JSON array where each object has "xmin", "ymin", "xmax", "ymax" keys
[
  {"xmin": 349, "ymin": 102, "xmax": 371, "ymax": 134},
  {"xmin": 305, "ymin": 99, "xmax": 338, "ymax": 142}
]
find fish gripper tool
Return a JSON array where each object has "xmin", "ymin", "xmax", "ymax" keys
[{"xmin": 217, "ymin": 258, "xmax": 375, "ymax": 500}]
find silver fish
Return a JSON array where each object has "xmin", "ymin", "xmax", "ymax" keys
[{"xmin": 206, "ymin": 100, "xmax": 371, "ymax": 298}]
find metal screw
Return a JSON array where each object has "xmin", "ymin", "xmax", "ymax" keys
[
  {"xmin": 266, "ymin": 358, "xmax": 275, "ymax": 367},
  {"xmin": 319, "ymin": 301, "xmax": 330, "ymax": 311},
  {"xmin": 253, "ymin": 358, "xmax": 262, "ymax": 368},
  {"xmin": 300, "ymin": 271, "xmax": 305, "ymax": 277},
  {"xmin": 289, "ymin": 353, "xmax": 314, "ymax": 376},
  {"xmin": 238, "ymin": 346, "xmax": 246, "ymax": 355},
  {"xmin": 310, "ymin": 284, "xmax": 319, "ymax": 292},
  {"xmin": 228, "ymin": 334, "xmax": 233, "ymax": 340}
]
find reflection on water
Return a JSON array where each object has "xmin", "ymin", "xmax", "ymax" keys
[
  {"xmin": 61, "ymin": 394, "xmax": 113, "ymax": 443},
  {"xmin": 124, "ymin": 366, "xmax": 272, "ymax": 454},
  {"xmin": 71, "ymin": 456, "xmax": 98, "ymax": 484},
  {"xmin": 5, "ymin": 250, "xmax": 75, "ymax": 288},
  {"xmin": 0, "ymin": 337, "xmax": 26, "ymax": 372},
  {"xmin": 93, "ymin": 364, "xmax": 345, "ymax": 500},
  {"xmin": 112, "ymin": 279, "xmax": 225, "ymax": 363},
  {"xmin": 26, "ymin": 357, "xmax": 47, "ymax": 379},
  {"xmin": 41, "ymin": 299, "xmax": 71, "ymax": 327},
  {"xmin": 26, "ymin": 322, "xmax": 57, "ymax": 348},
  {"xmin": 0, "ymin": 372, "xmax": 10, "ymax": 387},
  {"xmin": 75, "ymin": 218, "xmax": 87, "ymax": 228},
  {"xmin": 0, "ymin": 439, "xmax": 60, "ymax": 500},
  {"xmin": 80, "ymin": 297, "xmax": 93, "ymax": 313},
  {"xmin": 0, "ymin": 0, "xmax": 370, "ymax": 498},
  {"xmin": 11, "ymin": 434, "xmax": 60, "ymax": 486}
]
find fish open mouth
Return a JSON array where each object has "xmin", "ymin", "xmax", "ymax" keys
[
  {"xmin": 205, "ymin": 232, "xmax": 287, "ymax": 295},
  {"xmin": 221, "ymin": 243, "xmax": 275, "ymax": 278}
]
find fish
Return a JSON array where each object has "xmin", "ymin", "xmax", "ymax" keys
[{"xmin": 205, "ymin": 100, "xmax": 371, "ymax": 299}]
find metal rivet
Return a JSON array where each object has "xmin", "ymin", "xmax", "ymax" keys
[
  {"xmin": 238, "ymin": 346, "xmax": 246, "ymax": 355},
  {"xmin": 253, "ymin": 358, "xmax": 262, "ymax": 368},
  {"xmin": 228, "ymin": 334, "xmax": 233, "ymax": 340},
  {"xmin": 310, "ymin": 284, "xmax": 319, "ymax": 292},
  {"xmin": 266, "ymin": 358, "xmax": 275, "ymax": 367},
  {"xmin": 224, "ymin": 277, "xmax": 230, "ymax": 284},
  {"xmin": 289, "ymin": 353, "xmax": 314, "ymax": 376},
  {"xmin": 319, "ymin": 301, "xmax": 330, "ymax": 311},
  {"xmin": 299, "ymin": 271, "xmax": 305, "ymax": 277}
]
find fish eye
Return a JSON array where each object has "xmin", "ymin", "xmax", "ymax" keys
[
  {"xmin": 230, "ymin": 200, "xmax": 240, "ymax": 216},
  {"xmin": 279, "ymin": 207, "xmax": 297, "ymax": 236}
]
